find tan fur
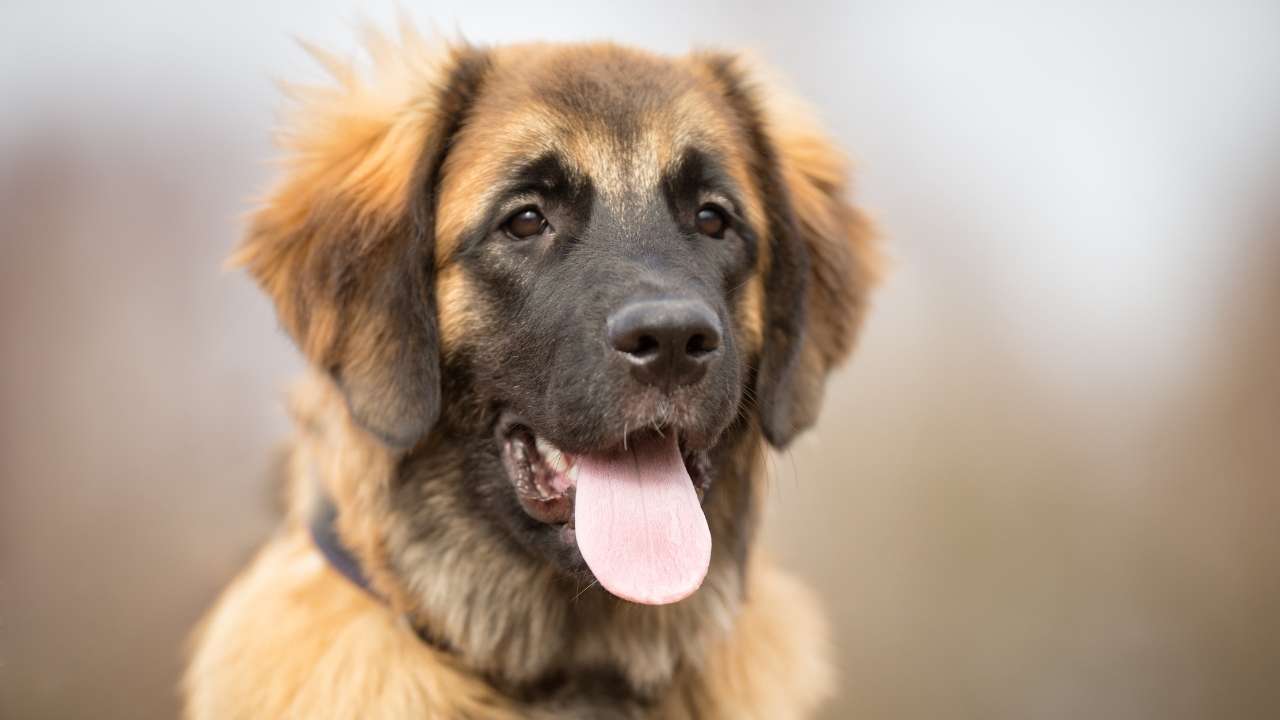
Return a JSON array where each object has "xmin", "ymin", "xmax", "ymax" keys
[
  {"xmin": 188, "ymin": 543, "xmax": 828, "ymax": 720},
  {"xmin": 187, "ymin": 25, "xmax": 877, "ymax": 719},
  {"xmin": 186, "ymin": 373, "xmax": 828, "ymax": 719},
  {"xmin": 434, "ymin": 263, "xmax": 480, "ymax": 352},
  {"xmin": 434, "ymin": 43, "xmax": 764, "ymax": 263},
  {"xmin": 230, "ymin": 33, "xmax": 447, "ymax": 356},
  {"xmin": 186, "ymin": 504, "xmax": 829, "ymax": 720}
]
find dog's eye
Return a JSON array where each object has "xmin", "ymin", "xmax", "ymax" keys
[
  {"xmin": 504, "ymin": 208, "xmax": 548, "ymax": 239},
  {"xmin": 695, "ymin": 204, "xmax": 729, "ymax": 238}
]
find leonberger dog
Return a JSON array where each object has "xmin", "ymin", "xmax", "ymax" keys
[{"xmin": 184, "ymin": 25, "xmax": 879, "ymax": 720}]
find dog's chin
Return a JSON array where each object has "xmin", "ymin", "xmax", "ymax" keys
[{"xmin": 493, "ymin": 411, "xmax": 714, "ymax": 575}]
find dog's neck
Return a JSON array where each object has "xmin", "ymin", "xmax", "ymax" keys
[{"xmin": 288, "ymin": 372, "xmax": 763, "ymax": 705}]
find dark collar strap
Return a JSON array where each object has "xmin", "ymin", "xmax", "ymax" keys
[
  {"xmin": 308, "ymin": 488, "xmax": 653, "ymax": 705},
  {"xmin": 308, "ymin": 491, "xmax": 455, "ymax": 654},
  {"xmin": 309, "ymin": 493, "xmax": 377, "ymax": 597}
]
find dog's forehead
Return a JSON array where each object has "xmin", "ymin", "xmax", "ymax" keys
[{"xmin": 434, "ymin": 45, "xmax": 753, "ymax": 259}]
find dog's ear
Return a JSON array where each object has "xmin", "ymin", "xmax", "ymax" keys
[
  {"xmin": 233, "ymin": 39, "xmax": 490, "ymax": 449},
  {"xmin": 701, "ymin": 54, "xmax": 882, "ymax": 449}
]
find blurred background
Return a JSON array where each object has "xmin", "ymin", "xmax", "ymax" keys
[{"xmin": 2, "ymin": 2, "xmax": 1278, "ymax": 718}]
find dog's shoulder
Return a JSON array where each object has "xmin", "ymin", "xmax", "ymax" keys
[
  {"xmin": 183, "ymin": 532, "xmax": 524, "ymax": 720},
  {"xmin": 185, "ymin": 534, "xmax": 831, "ymax": 719}
]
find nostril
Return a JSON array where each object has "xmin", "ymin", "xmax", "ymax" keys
[
  {"xmin": 631, "ymin": 334, "xmax": 660, "ymax": 359},
  {"xmin": 685, "ymin": 333, "xmax": 716, "ymax": 358}
]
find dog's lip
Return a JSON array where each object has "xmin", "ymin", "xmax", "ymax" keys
[
  {"xmin": 498, "ymin": 422, "xmax": 576, "ymax": 525},
  {"xmin": 495, "ymin": 412, "xmax": 711, "ymax": 531}
]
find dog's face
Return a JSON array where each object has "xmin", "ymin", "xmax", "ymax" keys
[{"xmin": 237, "ymin": 42, "xmax": 877, "ymax": 605}]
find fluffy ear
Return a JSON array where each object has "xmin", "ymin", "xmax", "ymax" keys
[
  {"xmin": 233, "ymin": 38, "xmax": 490, "ymax": 448},
  {"xmin": 702, "ymin": 54, "xmax": 882, "ymax": 448}
]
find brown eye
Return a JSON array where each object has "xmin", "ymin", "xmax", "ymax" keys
[
  {"xmin": 504, "ymin": 208, "xmax": 547, "ymax": 239},
  {"xmin": 695, "ymin": 204, "xmax": 728, "ymax": 238}
]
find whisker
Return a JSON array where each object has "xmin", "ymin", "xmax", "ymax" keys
[{"xmin": 572, "ymin": 579, "xmax": 599, "ymax": 603}]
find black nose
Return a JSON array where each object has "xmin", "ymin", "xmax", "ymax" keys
[{"xmin": 607, "ymin": 299, "xmax": 722, "ymax": 390}]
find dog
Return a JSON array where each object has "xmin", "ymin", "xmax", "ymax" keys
[{"xmin": 184, "ymin": 26, "xmax": 879, "ymax": 719}]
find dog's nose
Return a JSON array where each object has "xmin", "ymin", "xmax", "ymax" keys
[{"xmin": 607, "ymin": 299, "xmax": 722, "ymax": 390}]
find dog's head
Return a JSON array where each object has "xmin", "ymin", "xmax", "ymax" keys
[{"xmin": 238, "ymin": 40, "xmax": 878, "ymax": 605}]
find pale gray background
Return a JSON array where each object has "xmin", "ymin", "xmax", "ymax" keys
[{"xmin": 2, "ymin": 2, "xmax": 1279, "ymax": 718}]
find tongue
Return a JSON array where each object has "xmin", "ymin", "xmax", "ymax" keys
[{"xmin": 573, "ymin": 432, "xmax": 711, "ymax": 605}]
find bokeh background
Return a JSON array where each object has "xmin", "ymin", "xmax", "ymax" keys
[{"xmin": 3, "ymin": 2, "xmax": 1278, "ymax": 718}]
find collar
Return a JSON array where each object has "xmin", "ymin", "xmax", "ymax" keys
[
  {"xmin": 309, "ymin": 494, "xmax": 376, "ymax": 596},
  {"xmin": 307, "ymin": 487, "xmax": 653, "ymax": 706},
  {"xmin": 308, "ymin": 491, "xmax": 456, "ymax": 654}
]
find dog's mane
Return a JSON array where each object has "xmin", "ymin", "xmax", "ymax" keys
[{"xmin": 187, "ymin": 24, "xmax": 878, "ymax": 718}]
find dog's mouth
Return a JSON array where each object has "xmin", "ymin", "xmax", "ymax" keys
[{"xmin": 497, "ymin": 414, "xmax": 713, "ymax": 605}]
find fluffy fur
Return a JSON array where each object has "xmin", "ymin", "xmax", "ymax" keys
[{"xmin": 186, "ymin": 23, "xmax": 878, "ymax": 719}]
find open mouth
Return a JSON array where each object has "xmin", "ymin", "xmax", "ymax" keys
[
  {"xmin": 497, "ymin": 417, "xmax": 712, "ymax": 526},
  {"xmin": 496, "ymin": 413, "xmax": 714, "ymax": 605}
]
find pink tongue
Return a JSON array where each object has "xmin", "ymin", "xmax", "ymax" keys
[{"xmin": 573, "ymin": 432, "xmax": 711, "ymax": 605}]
